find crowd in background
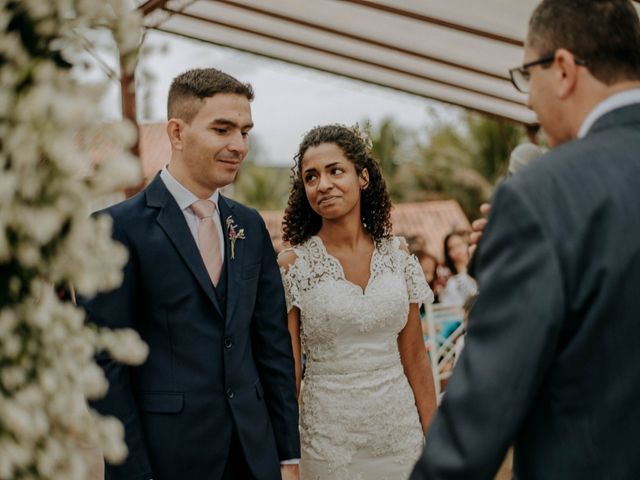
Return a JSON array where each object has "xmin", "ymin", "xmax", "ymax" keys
[{"xmin": 405, "ymin": 230, "xmax": 477, "ymax": 308}]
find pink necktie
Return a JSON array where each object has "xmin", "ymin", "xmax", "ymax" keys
[{"xmin": 190, "ymin": 199, "xmax": 223, "ymax": 286}]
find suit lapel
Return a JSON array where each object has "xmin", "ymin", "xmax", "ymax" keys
[
  {"xmin": 218, "ymin": 196, "xmax": 243, "ymax": 329},
  {"xmin": 146, "ymin": 175, "xmax": 223, "ymax": 319}
]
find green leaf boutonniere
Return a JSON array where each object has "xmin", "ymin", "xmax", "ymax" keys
[{"xmin": 225, "ymin": 216, "xmax": 246, "ymax": 260}]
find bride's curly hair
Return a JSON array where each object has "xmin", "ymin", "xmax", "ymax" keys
[{"xmin": 282, "ymin": 124, "xmax": 393, "ymax": 246}]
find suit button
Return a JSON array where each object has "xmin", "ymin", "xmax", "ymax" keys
[
  {"xmin": 224, "ymin": 336, "xmax": 233, "ymax": 349},
  {"xmin": 226, "ymin": 388, "xmax": 234, "ymax": 399}
]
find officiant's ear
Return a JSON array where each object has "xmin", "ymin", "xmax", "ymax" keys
[
  {"xmin": 167, "ymin": 118, "xmax": 186, "ymax": 151},
  {"xmin": 359, "ymin": 168, "xmax": 369, "ymax": 191}
]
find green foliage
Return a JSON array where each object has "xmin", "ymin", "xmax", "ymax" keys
[
  {"xmin": 466, "ymin": 113, "xmax": 525, "ymax": 182},
  {"xmin": 369, "ymin": 117, "xmax": 405, "ymax": 178},
  {"xmin": 380, "ymin": 113, "xmax": 526, "ymax": 219},
  {"xmin": 230, "ymin": 137, "xmax": 290, "ymax": 210},
  {"xmin": 232, "ymin": 162, "xmax": 290, "ymax": 210}
]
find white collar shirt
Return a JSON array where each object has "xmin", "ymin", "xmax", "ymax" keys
[{"xmin": 160, "ymin": 167, "xmax": 225, "ymax": 263}]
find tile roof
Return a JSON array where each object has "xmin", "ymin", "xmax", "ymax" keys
[
  {"xmin": 138, "ymin": 122, "xmax": 171, "ymax": 179},
  {"xmin": 81, "ymin": 122, "xmax": 170, "ymax": 180}
]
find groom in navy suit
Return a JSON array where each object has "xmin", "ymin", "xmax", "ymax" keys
[{"xmin": 82, "ymin": 68, "xmax": 300, "ymax": 479}]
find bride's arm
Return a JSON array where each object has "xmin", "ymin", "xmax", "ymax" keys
[
  {"xmin": 278, "ymin": 251, "xmax": 303, "ymax": 399},
  {"xmin": 287, "ymin": 308, "xmax": 303, "ymax": 399},
  {"xmin": 398, "ymin": 304, "xmax": 438, "ymax": 433}
]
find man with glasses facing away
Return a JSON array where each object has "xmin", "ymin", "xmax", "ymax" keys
[{"xmin": 411, "ymin": 1, "xmax": 640, "ymax": 479}]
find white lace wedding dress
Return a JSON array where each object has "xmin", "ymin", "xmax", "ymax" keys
[{"xmin": 280, "ymin": 235, "xmax": 433, "ymax": 480}]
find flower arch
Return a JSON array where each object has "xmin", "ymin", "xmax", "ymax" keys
[{"xmin": 0, "ymin": 1, "xmax": 149, "ymax": 478}]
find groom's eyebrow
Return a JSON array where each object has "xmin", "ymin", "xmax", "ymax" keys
[{"xmin": 209, "ymin": 118, "xmax": 254, "ymax": 130}]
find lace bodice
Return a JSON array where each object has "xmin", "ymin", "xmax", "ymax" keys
[
  {"xmin": 279, "ymin": 236, "xmax": 433, "ymax": 479},
  {"xmin": 281, "ymin": 236, "xmax": 432, "ymax": 369}
]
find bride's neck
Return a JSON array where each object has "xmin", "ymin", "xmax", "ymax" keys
[{"xmin": 317, "ymin": 219, "xmax": 370, "ymax": 251}]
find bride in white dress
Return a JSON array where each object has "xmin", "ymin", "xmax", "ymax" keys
[{"xmin": 278, "ymin": 125, "xmax": 437, "ymax": 480}]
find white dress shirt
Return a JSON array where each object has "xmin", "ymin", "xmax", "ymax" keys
[
  {"xmin": 578, "ymin": 88, "xmax": 640, "ymax": 138},
  {"xmin": 160, "ymin": 167, "xmax": 225, "ymax": 264}
]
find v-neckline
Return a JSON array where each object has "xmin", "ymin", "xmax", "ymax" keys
[{"xmin": 312, "ymin": 235, "xmax": 377, "ymax": 295}]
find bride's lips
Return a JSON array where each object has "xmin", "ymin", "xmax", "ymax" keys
[{"xmin": 318, "ymin": 196, "xmax": 338, "ymax": 206}]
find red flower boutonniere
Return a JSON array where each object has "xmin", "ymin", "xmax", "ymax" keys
[{"xmin": 225, "ymin": 216, "xmax": 246, "ymax": 260}]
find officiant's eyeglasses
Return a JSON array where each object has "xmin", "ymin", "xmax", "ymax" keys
[{"xmin": 509, "ymin": 53, "xmax": 587, "ymax": 93}]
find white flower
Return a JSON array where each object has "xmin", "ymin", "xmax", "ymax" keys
[
  {"xmin": 3, "ymin": 401, "xmax": 35, "ymax": 440},
  {"xmin": 0, "ymin": 308, "xmax": 17, "ymax": 335},
  {"xmin": 2, "ymin": 332, "xmax": 23, "ymax": 359},
  {"xmin": 16, "ymin": 242, "xmax": 42, "ymax": 267},
  {"xmin": 0, "ymin": 0, "xmax": 148, "ymax": 476},
  {"xmin": 14, "ymin": 205, "xmax": 65, "ymax": 246},
  {"xmin": 79, "ymin": 362, "xmax": 109, "ymax": 399},
  {"xmin": 93, "ymin": 413, "xmax": 128, "ymax": 464},
  {"xmin": 38, "ymin": 368, "xmax": 59, "ymax": 394},
  {"xmin": 100, "ymin": 328, "xmax": 149, "ymax": 365},
  {"xmin": 0, "ymin": 170, "xmax": 17, "ymax": 204},
  {"xmin": 0, "ymin": 439, "xmax": 32, "ymax": 477}
]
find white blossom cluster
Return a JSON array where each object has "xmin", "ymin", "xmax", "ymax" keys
[{"xmin": 0, "ymin": 1, "xmax": 149, "ymax": 479}]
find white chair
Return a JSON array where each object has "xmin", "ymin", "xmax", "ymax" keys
[{"xmin": 423, "ymin": 303, "xmax": 465, "ymax": 401}]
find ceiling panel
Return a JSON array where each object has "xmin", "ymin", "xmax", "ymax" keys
[{"xmin": 138, "ymin": 0, "xmax": 640, "ymax": 125}]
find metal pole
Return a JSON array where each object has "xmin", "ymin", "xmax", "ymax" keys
[{"xmin": 120, "ymin": 54, "xmax": 145, "ymax": 198}]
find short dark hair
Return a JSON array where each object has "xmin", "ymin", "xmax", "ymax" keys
[
  {"xmin": 282, "ymin": 124, "xmax": 393, "ymax": 246},
  {"xmin": 167, "ymin": 68, "xmax": 254, "ymax": 123},
  {"xmin": 528, "ymin": 0, "xmax": 640, "ymax": 85}
]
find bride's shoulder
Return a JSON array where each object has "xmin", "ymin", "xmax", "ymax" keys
[
  {"xmin": 380, "ymin": 235, "xmax": 410, "ymax": 254},
  {"xmin": 277, "ymin": 249, "xmax": 298, "ymax": 271},
  {"xmin": 277, "ymin": 239, "xmax": 312, "ymax": 273}
]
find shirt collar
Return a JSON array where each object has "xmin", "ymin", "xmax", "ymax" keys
[
  {"xmin": 578, "ymin": 88, "xmax": 640, "ymax": 138},
  {"xmin": 160, "ymin": 166, "xmax": 219, "ymax": 211}
]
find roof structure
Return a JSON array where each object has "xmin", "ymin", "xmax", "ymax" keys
[
  {"xmin": 83, "ymin": 122, "xmax": 170, "ymax": 180},
  {"xmin": 136, "ymin": 0, "xmax": 640, "ymax": 126},
  {"xmin": 261, "ymin": 200, "xmax": 470, "ymax": 257}
]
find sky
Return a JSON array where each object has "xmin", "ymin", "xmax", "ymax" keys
[{"xmin": 96, "ymin": 30, "xmax": 463, "ymax": 167}]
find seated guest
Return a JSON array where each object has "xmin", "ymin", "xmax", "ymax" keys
[
  {"xmin": 412, "ymin": 248, "xmax": 441, "ymax": 303},
  {"xmin": 440, "ymin": 231, "xmax": 477, "ymax": 305}
]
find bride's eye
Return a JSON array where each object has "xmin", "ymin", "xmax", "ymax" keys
[{"xmin": 331, "ymin": 167, "xmax": 344, "ymax": 175}]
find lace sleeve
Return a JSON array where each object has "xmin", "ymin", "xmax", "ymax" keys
[
  {"xmin": 404, "ymin": 252, "xmax": 435, "ymax": 306},
  {"xmin": 278, "ymin": 249, "xmax": 302, "ymax": 313}
]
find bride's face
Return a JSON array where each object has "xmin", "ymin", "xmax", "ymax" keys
[{"xmin": 301, "ymin": 142, "xmax": 368, "ymax": 221}]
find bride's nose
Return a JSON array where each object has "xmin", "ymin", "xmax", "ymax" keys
[{"xmin": 318, "ymin": 174, "xmax": 333, "ymax": 192}]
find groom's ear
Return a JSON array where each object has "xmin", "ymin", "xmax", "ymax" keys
[{"xmin": 167, "ymin": 118, "xmax": 185, "ymax": 151}]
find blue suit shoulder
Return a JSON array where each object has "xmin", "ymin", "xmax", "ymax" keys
[
  {"xmin": 95, "ymin": 189, "xmax": 147, "ymax": 232},
  {"xmin": 509, "ymin": 125, "xmax": 638, "ymax": 199},
  {"xmin": 509, "ymin": 139, "xmax": 586, "ymax": 189},
  {"xmin": 221, "ymin": 196, "xmax": 266, "ymax": 227}
]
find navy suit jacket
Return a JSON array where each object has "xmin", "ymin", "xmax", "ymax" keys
[
  {"xmin": 82, "ymin": 175, "xmax": 300, "ymax": 480},
  {"xmin": 412, "ymin": 104, "xmax": 640, "ymax": 480}
]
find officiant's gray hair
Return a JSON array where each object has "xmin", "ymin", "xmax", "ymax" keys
[{"xmin": 528, "ymin": 0, "xmax": 640, "ymax": 84}]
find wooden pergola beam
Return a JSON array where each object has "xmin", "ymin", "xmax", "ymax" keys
[{"xmin": 138, "ymin": 0, "xmax": 169, "ymax": 16}]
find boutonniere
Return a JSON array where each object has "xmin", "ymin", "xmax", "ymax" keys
[{"xmin": 225, "ymin": 216, "xmax": 246, "ymax": 260}]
